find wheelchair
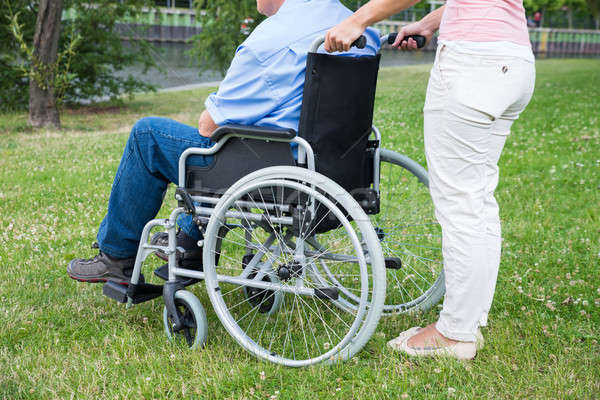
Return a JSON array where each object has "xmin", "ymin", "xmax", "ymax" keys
[{"xmin": 102, "ymin": 33, "xmax": 443, "ymax": 367}]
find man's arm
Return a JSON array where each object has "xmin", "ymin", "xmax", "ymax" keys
[
  {"xmin": 198, "ymin": 110, "xmax": 219, "ymax": 137},
  {"xmin": 201, "ymin": 46, "xmax": 279, "ymax": 133}
]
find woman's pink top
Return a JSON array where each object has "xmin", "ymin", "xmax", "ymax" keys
[{"xmin": 439, "ymin": 0, "xmax": 531, "ymax": 47}]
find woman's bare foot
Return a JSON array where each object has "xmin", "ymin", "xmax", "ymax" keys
[{"xmin": 406, "ymin": 322, "xmax": 459, "ymax": 349}]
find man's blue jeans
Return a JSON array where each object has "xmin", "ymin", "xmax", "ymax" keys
[{"xmin": 97, "ymin": 117, "xmax": 213, "ymax": 258}]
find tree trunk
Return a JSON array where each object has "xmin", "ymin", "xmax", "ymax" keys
[
  {"xmin": 28, "ymin": 0, "xmax": 64, "ymax": 129},
  {"xmin": 586, "ymin": 0, "xmax": 600, "ymax": 29}
]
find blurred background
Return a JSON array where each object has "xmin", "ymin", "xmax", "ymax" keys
[{"xmin": 1, "ymin": 0, "xmax": 599, "ymax": 112}]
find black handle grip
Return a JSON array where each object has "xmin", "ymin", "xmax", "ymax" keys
[
  {"xmin": 351, "ymin": 35, "xmax": 367, "ymax": 49},
  {"xmin": 387, "ymin": 33, "xmax": 426, "ymax": 48}
]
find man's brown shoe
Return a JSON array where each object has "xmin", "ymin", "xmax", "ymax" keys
[{"xmin": 67, "ymin": 252, "xmax": 135, "ymax": 285}]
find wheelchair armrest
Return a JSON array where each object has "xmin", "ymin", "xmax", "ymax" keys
[{"xmin": 211, "ymin": 124, "xmax": 296, "ymax": 142}]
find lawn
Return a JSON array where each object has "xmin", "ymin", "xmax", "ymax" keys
[{"xmin": 0, "ymin": 59, "xmax": 598, "ymax": 399}]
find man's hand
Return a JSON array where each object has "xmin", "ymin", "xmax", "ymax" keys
[
  {"xmin": 324, "ymin": 0, "xmax": 420, "ymax": 53},
  {"xmin": 324, "ymin": 16, "xmax": 366, "ymax": 53},
  {"xmin": 198, "ymin": 110, "xmax": 218, "ymax": 137},
  {"xmin": 392, "ymin": 21, "xmax": 434, "ymax": 50}
]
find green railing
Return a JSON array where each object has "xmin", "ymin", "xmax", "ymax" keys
[{"xmin": 64, "ymin": 7, "xmax": 600, "ymax": 56}]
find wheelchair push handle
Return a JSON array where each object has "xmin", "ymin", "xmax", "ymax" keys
[
  {"xmin": 352, "ymin": 35, "xmax": 367, "ymax": 49},
  {"xmin": 386, "ymin": 32, "xmax": 426, "ymax": 48},
  {"xmin": 310, "ymin": 35, "xmax": 367, "ymax": 53}
]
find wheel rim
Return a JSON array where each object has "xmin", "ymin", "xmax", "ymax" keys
[
  {"xmin": 203, "ymin": 173, "xmax": 381, "ymax": 366},
  {"xmin": 376, "ymin": 150, "xmax": 444, "ymax": 314},
  {"xmin": 166, "ymin": 299, "xmax": 198, "ymax": 347}
]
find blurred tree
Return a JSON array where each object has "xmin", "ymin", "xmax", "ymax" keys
[
  {"xmin": 586, "ymin": 0, "xmax": 600, "ymax": 28},
  {"xmin": 27, "ymin": 0, "xmax": 64, "ymax": 128},
  {"xmin": 190, "ymin": 0, "xmax": 265, "ymax": 75},
  {"xmin": 1, "ymin": 0, "xmax": 37, "ymax": 111},
  {"xmin": 61, "ymin": 1, "xmax": 158, "ymax": 104},
  {"xmin": 1, "ymin": 0, "xmax": 158, "ymax": 113}
]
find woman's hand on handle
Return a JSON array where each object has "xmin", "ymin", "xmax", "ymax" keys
[
  {"xmin": 392, "ymin": 22, "xmax": 434, "ymax": 50},
  {"xmin": 393, "ymin": 5, "xmax": 444, "ymax": 50}
]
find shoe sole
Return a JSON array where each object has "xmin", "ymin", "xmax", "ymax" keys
[
  {"xmin": 67, "ymin": 258, "xmax": 131, "ymax": 285},
  {"xmin": 68, "ymin": 274, "xmax": 129, "ymax": 286}
]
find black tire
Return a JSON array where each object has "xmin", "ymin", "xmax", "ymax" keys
[
  {"xmin": 163, "ymin": 290, "xmax": 208, "ymax": 349},
  {"xmin": 375, "ymin": 149, "xmax": 445, "ymax": 314}
]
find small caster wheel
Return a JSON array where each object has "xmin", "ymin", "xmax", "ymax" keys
[
  {"xmin": 243, "ymin": 270, "xmax": 283, "ymax": 315},
  {"xmin": 163, "ymin": 290, "xmax": 207, "ymax": 349}
]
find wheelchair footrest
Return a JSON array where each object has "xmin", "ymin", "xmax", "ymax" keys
[
  {"xmin": 127, "ymin": 282, "xmax": 164, "ymax": 304},
  {"xmin": 102, "ymin": 281, "xmax": 129, "ymax": 303},
  {"xmin": 102, "ymin": 280, "xmax": 163, "ymax": 304}
]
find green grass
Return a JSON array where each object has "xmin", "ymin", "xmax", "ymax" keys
[{"xmin": 1, "ymin": 59, "xmax": 599, "ymax": 399}]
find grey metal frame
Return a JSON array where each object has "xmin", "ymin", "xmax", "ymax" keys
[{"xmin": 129, "ymin": 34, "xmax": 388, "ymax": 310}]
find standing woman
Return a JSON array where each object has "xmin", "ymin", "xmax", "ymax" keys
[{"xmin": 325, "ymin": 1, "xmax": 535, "ymax": 359}]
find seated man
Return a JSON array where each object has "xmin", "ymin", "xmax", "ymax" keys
[{"xmin": 67, "ymin": 0, "xmax": 379, "ymax": 284}]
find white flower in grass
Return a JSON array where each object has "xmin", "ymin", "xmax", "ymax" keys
[{"xmin": 448, "ymin": 387, "xmax": 456, "ymax": 395}]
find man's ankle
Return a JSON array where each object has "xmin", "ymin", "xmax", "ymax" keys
[
  {"xmin": 101, "ymin": 250, "xmax": 135, "ymax": 262},
  {"xmin": 178, "ymin": 229, "xmax": 202, "ymax": 248}
]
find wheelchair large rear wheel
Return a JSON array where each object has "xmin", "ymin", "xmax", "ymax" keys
[
  {"xmin": 374, "ymin": 149, "xmax": 445, "ymax": 315},
  {"xmin": 202, "ymin": 166, "xmax": 386, "ymax": 367}
]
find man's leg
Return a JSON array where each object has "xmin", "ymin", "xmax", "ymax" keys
[
  {"xmin": 68, "ymin": 117, "xmax": 213, "ymax": 283},
  {"xmin": 97, "ymin": 117, "xmax": 213, "ymax": 256}
]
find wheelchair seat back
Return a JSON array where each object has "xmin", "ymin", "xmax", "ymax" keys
[
  {"xmin": 184, "ymin": 49, "xmax": 381, "ymax": 225},
  {"xmin": 298, "ymin": 51, "xmax": 381, "ymax": 198}
]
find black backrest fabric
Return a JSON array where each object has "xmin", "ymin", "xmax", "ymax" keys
[{"xmin": 298, "ymin": 53, "xmax": 381, "ymax": 192}]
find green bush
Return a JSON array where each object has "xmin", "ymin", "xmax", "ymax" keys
[{"xmin": 0, "ymin": 0, "xmax": 159, "ymax": 111}]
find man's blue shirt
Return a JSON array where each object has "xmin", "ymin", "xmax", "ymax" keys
[{"xmin": 204, "ymin": 0, "xmax": 380, "ymax": 131}]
